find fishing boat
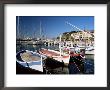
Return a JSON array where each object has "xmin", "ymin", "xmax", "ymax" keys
[
  {"xmin": 85, "ymin": 46, "xmax": 94, "ymax": 55},
  {"xmin": 38, "ymin": 35, "xmax": 69, "ymax": 64},
  {"xmin": 39, "ymin": 48, "xmax": 70, "ymax": 64},
  {"xmin": 85, "ymin": 49, "xmax": 94, "ymax": 55},
  {"xmin": 16, "ymin": 50, "xmax": 46, "ymax": 72},
  {"xmin": 39, "ymin": 35, "xmax": 85, "ymax": 64}
]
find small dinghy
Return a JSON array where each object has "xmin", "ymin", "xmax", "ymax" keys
[{"xmin": 16, "ymin": 50, "xmax": 45, "ymax": 72}]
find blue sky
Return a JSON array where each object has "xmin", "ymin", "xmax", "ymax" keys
[{"xmin": 16, "ymin": 16, "xmax": 94, "ymax": 38}]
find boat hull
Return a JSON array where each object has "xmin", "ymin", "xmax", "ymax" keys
[
  {"xmin": 85, "ymin": 49, "xmax": 94, "ymax": 55},
  {"xmin": 16, "ymin": 50, "xmax": 43, "ymax": 72}
]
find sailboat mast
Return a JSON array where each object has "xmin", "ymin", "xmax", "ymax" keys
[
  {"xmin": 17, "ymin": 16, "xmax": 20, "ymax": 39},
  {"xmin": 59, "ymin": 35, "xmax": 62, "ymax": 57},
  {"xmin": 84, "ymin": 27, "xmax": 86, "ymax": 49},
  {"xmin": 40, "ymin": 21, "xmax": 42, "ymax": 40}
]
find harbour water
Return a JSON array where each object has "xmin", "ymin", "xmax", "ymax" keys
[{"xmin": 16, "ymin": 44, "xmax": 94, "ymax": 74}]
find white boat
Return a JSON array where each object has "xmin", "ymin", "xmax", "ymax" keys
[
  {"xmin": 85, "ymin": 46, "xmax": 94, "ymax": 55},
  {"xmin": 85, "ymin": 46, "xmax": 94, "ymax": 50},
  {"xmin": 39, "ymin": 35, "xmax": 70, "ymax": 64},
  {"xmin": 85, "ymin": 49, "xmax": 94, "ymax": 55},
  {"xmin": 68, "ymin": 46, "xmax": 94, "ymax": 55},
  {"xmin": 39, "ymin": 37, "xmax": 85, "ymax": 64},
  {"xmin": 39, "ymin": 48, "xmax": 70, "ymax": 64},
  {"xmin": 16, "ymin": 50, "xmax": 46, "ymax": 72}
]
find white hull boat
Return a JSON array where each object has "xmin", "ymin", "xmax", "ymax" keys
[
  {"xmin": 39, "ymin": 48, "xmax": 70, "ymax": 64},
  {"xmin": 16, "ymin": 50, "xmax": 46, "ymax": 72},
  {"xmin": 39, "ymin": 48, "xmax": 85, "ymax": 64},
  {"xmin": 85, "ymin": 49, "xmax": 94, "ymax": 55}
]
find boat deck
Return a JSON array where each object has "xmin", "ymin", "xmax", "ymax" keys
[
  {"xmin": 40, "ymin": 49, "xmax": 60, "ymax": 57},
  {"xmin": 20, "ymin": 52, "xmax": 41, "ymax": 62}
]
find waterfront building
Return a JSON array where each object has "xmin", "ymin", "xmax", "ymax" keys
[{"xmin": 70, "ymin": 30, "xmax": 94, "ymax": 46}]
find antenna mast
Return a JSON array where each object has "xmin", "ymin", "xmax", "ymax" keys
[{"xmin": 17, "ymin": 16, "xmax": 20, "ymax": 39}]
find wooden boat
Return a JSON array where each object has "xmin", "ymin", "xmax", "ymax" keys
[
  {"xmin": 39, "ymin": 48, "xmax": 85, "ymax": 64},
  {"xmin": 16, "ymin": 50, "xmax": 46, "ymax": 72}
]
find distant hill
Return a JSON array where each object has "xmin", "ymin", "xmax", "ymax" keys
[
  {"xmin": 56, "ymin": 30, "xmax": 94, "ymax": 41},
  {"xmin": 63, "ymin": 30, "xmax": 94, "ymax": 35}
]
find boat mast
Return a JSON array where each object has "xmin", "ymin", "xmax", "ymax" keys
[
  {"xmin": 84, "ymin": 26, "xmax": 86, "ymax": 50},
  {"xmin": 17, "ymin": 16, "xmax": 20, "ymax": 39},
  {"xmin": 59, "ymin": 35, "xmax": 62, "ymax": 57},
  {"xmin": 40, "ymin": 21, "xmax": 42, "ymax": 40}
]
